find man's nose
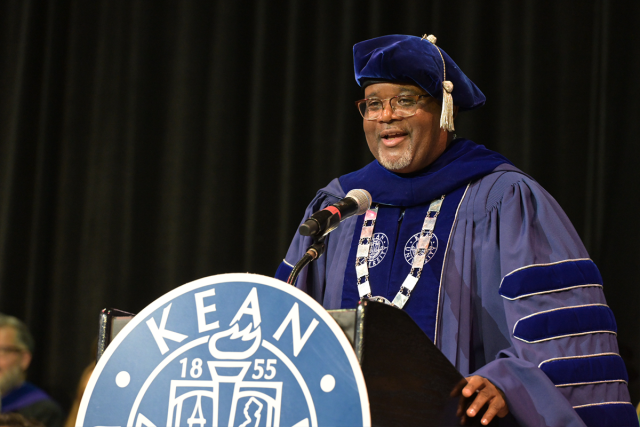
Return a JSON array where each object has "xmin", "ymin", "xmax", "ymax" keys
[{"xmin": 378, "ymin": 101, "xmax": 398, "ymax": 122}]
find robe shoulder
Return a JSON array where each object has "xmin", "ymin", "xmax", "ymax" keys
[
  {"xmin": 275, "ymin": 178, "xmax": 354, "ymax": 307},
  {"xmin": 279, "ymin": 178, "xmax": 345, "ymax": 269}
]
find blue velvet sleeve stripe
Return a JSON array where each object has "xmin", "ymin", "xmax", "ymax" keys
[
  {"xmin": 574, "ymin": 403, "xmax": 639, "ymax": 427},
  {"xmin": 275, "ymin": 260, "xmax": 293, "ymax": 283},
  {"xmin": 539, "ymin": 353, "xmax": 629, "ymax": 386},
  {"xmin": 513, "ymin": 304, "xmax": 617, "ymax": 343},
  {"xmin": 500, "ymin": 258, "xmax": 602, "ymax": 300}
]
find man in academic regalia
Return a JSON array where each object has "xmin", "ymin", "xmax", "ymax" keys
[
  {"xmin": 276, "ymin": 34, "xmax": 639, "ymax": 426},
  {"xmin": 0, "ymin": 314, "xmax": 64, "ymax": 427}
]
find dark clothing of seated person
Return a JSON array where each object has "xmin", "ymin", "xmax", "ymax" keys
[{"xmin": 0, "ymin": 314, "xmax": 64, "ymax": 427}]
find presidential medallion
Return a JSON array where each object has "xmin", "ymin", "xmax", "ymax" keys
[{"xmin": 404, "ymin": 232, "xmax": 438, "ymax": 266}]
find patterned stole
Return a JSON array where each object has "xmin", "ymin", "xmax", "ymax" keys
[{"xmin": 341, "ymin": 184, "xmax": 467, "ymax": 341}]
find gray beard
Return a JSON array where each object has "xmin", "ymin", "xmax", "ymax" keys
[
  {"xmin": 377, "ymin": 141, "xmax": 413, "ymax": 171},
  {"xmin": 0, "ymin": 365, "xmax": 24, "ymax": 396}
]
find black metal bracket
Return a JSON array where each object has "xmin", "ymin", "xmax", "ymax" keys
[{"xmin": 286, "ymin": 235, "xmax": 326, "ymax": 286}]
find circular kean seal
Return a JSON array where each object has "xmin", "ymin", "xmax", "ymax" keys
[
  {"xmin": 404, "ymin": 232, "xmax": 438, "ymax": 266},
  {"xmin": 368, "ymin": 233, "xmax": 389, "ymax": 268},
  {"xmin": 77, "ymin": 273, "xmax": 370, "ymax": 427}
]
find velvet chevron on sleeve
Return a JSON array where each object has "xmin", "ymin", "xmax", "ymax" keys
[{"xmin": 438, "ymin": 164, "xmax": 637, "ymax": 427}]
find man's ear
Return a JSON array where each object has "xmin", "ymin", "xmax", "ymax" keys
[{"xmin": 19, "ymin": 351, "xmax": 32, "ymax": 371}]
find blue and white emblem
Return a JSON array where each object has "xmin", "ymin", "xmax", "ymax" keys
[
  {"xmin": 368, "ymin": 233, "xmax": 389, "ymax": 268},
  {"xmin": 77, "ymin": 274, "xmax": 369, "ymax": 427},
  {"xmin": 404, "ymin": 232, "xmax": 438, "ymax": 266}
]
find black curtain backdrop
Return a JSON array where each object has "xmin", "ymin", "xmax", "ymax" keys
[{"xmin": 1, "ymin": 0, "xmax": 639, "ymax": 411}]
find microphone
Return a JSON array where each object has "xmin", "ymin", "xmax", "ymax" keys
[{"xmin": 298, "ymin": 189, "xmax": 372, "ymax": 237}]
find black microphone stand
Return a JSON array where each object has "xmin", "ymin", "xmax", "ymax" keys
[{"xmin": 287, "ymin": 235, "xmax": 326, "ymax": 286}]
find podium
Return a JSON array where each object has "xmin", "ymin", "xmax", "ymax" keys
[
  {"xmin": 83, "ymin": 274, "xmax": 487, "ymax": 426},
  {"xmin": 350, "ymin": 300, "xmax": 484, "ymax": 426}
]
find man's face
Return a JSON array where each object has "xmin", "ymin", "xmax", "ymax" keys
[
  {"xmin": 363, "ymin": 82, "xmax": 450, "ymax": 174},
  {"xmin": 0, "ymin": 327, "xmax": 30, "ymax": 395}
]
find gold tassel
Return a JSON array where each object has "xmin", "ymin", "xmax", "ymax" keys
[
  {"xmin": 422, "ymin": 33, "xmax": 455, "ymax": 132},
  {"xmin": 441, "ymin": 80, "xmax": 455, "ymax": 132}
]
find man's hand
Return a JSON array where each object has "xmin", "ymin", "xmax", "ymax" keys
[{"xmin": 459, "ymin": 375, "xmax": 509, "ymax": 425}]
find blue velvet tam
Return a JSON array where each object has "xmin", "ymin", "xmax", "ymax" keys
[{"xmin": 353, "ymin": 34, "xmax": 486, "ymax": 111}]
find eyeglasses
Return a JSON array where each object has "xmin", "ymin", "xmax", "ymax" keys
[
  {"xmin": 0, "ymin": 346, "xmax": 24, "ymax": 357},
  {"xmin": 355, "ymin": 95, "xmax": 429, "ymax": 120}
]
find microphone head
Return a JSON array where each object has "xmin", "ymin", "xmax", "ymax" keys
[{"xmin": 345, "ymin": 189, "xmax": 372, "ymax": 215}]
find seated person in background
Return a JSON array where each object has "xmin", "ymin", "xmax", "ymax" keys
[
  {"xmin": 277, "ymin": 34, "xmax": 638, "ymax": 426},
  {"xmin": 0, "ymin": 314, "xmax": 63, "ymax": 427}
]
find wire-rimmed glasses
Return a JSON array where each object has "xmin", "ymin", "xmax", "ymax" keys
[
  {"xmin": 0, "ymin": 346, "xmax": 24, "ymax": 357},
  {"xmin": 355, "ymin": 95, "xmax": 428, "ymax": 120}
]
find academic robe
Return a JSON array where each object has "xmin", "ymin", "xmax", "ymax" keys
[
  {"xmin": 276, "ymin": 139, "xmax": 638, "ymax": 427},
  {"xmin": 1, "ymin": 381, "xmax": 64, "ymax": 427}
]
